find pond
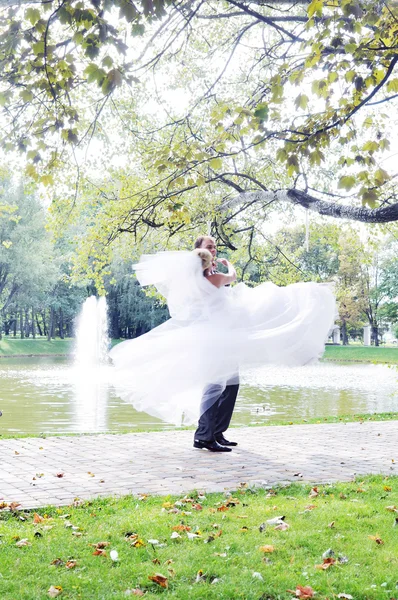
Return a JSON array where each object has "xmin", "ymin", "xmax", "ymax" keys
[{"xmin": 0, "ymin": 357, "xmax": 397, "ymax": 435}]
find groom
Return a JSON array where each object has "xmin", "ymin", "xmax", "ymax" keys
[{"xmin": 192, "ymin": 235, "xmax": 240, "ymax": 453}]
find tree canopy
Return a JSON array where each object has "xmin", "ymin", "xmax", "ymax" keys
[{"xmin": 1, "ymin": 0, "xmax": 398, "ymax": 272}]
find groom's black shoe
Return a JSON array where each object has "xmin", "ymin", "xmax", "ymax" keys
[
  {"xmin": 193, "ymin": 439, "xmax": 232, "ymax": 452},
  {"xmin": 215, "ymin": 435, "xmax": 238, "ymax": 447}
]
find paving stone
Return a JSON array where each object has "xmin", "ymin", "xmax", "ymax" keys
[{"xmin": 0, "ymin": 421, "xmax": 397, "ymax": 509}]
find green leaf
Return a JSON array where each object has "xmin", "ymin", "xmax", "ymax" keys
[
  {"xmin": 40, "ymin": 174, "xmax": 54, "ymax": 186},
  {"xmin": 307, "ymin": 0, "xmax": 323, "ymax": 18},
  {"xmin": 374, "ymin": 168, "xmax": 390, "ymax": 186},
  {"xmin": 20, "ymin": 89, "xmax": 33, "ymax": 102},
  {"xmin": 102, "ymin": 56, "xmax": 113, "ymax": 68},
  {"xmin": 254, "ymin": 104, "xmax": 269, "ymax": 121},
  {"xmin": 120, "ymin": 1, "xmax": 138, "ymax": 22},
  {"xmin": 25, "ymin": 7, "xmax": 41, "ymax": 26},
  {"xmin": 32, "ymin": 41, "xmax": 45, "ymax": 55},
  {"xmin": 286, "ymin": 154, "xmax": 299, "ymax": 177},
  {"xmin": 361, "ymin": 188, "xmax": 378, "ymax": 207},
  {"xmin": 0, "ymin": 91, "xmax": 11, "ymax": 106},
  {"xmin": 209, "ymin": 158, "xmax": 222, "ymax": 170},
  {"xmin": 387, "ymin": 79, "xmax": 398, "ymax": 93},
  {"xmin": 362, "ymin": 141, "xmax": 379, "ymax": 153},
  {"xmin": 84, "ymin": 63, "xmax": 106, "ymax": 84},
  {"xmin": 338, "ymin": 175, "xmax": 356, "ymax": 191},
  {"xmin": 294, "ymin": 94, "xmax": 309, "ymax": 110},
  {"xmin": 344, "ymin": 43, "xmax": 357, "ymax": 54}
]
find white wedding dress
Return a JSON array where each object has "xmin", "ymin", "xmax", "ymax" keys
[{"xmin": 110, "ymin": 251, "xmax": 336, "ymax": 425}]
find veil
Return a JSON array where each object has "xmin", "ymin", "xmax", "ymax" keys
[{"xmin": 110, "ymin": 251, "xmax": 336, "ymax": 426}]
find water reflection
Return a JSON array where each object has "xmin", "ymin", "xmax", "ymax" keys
[
  {"xmin": 0, "ymin": 357, "xmax": 397, "ymax": 435},
  {"xmin": 71, "ymin": 367, "xmax": 109, "ymax": 432}
]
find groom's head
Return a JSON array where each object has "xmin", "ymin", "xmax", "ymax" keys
[{"xmin": 194, "ymin": 236, "xmax": 217, "ymax": 259}]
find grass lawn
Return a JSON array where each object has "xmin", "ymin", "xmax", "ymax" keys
[
  {"xmin": 1, "ymin": 476, "xmax": 397, "ymax": 599},
  {"xmin": 0, "ymin": 338, "xmax": 73, "ymax": 356},
  {"xmin": 2, "ymin": 338, "xmax": 398, "ymax": 364},
  {"xmin": 323, "ymin": 344, "xmax": 398, "ymax": 364}
]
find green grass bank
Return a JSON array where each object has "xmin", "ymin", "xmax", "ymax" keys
[
  {"xmin": 323, "ymin": 344, "xmax": 398, "ymax": 363},
  {"xmin": 1, "ymin": 476, "xmax": 397, "ymax": 599},
  {"xmin": 0, "ymin": 338, "xmax": 73, "ymax": 356},
  {"xmin": 2, "ymin": 338, "xmax": 398, "ymax": 363}
]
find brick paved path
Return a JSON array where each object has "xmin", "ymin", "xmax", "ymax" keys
[{"xmin": 0, "ymin": 421, "xmax": 397, "ymax": 509}]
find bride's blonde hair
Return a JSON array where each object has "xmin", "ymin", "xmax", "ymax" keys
[{"xmin": 193, "ymin": 248, "xmax": 213, "ymax": 271}]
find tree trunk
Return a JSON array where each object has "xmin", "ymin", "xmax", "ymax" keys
[
  {"xmin": 13, "ymin": 314, "xmax": 17, "ymax": 337},
  {"xmin": 42, "ymin": 311, "xmax": 47, "ymax": 336},
  {"xmin": 24, "ymin": 309, "xmax": 30, "ymax": 338},
  {"xmin": 59, "ymin": 308, "xmax": 64, "ymax": 339},
  {"xmin": 47, "ymin": 307, "xmax": 55, "ymax": 341},
  {"xmin": 31, "ymin": 307, "xmax": 36, "ymax": 338},
  {"xmin": 36, "ymin": 314, "xmax": 43, "ymax": 337},
  {"xmin": 341, "ymin": 322, "xmax": 349, "ymax": 345},
  {"xmin": 371, "ymin": 325, "xmax": 379, "ymax": 346},
  {"xmin": 20, "ymin": 310, "xmax": 24, "ymax": 339}
]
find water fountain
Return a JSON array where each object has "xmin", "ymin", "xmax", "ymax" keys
[
  {"xmin": 74, "ymin": 296, "xmax": 110, "ymax": 367},
  {"xmin": 72, "ymin": 296, "xmax": 111, "ymax": 431}
]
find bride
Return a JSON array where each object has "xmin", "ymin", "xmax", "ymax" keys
[{"xmin": 110, "ymin": 246, "xmax": 335, "ymax": 428}]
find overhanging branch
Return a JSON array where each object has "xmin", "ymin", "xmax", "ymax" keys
[{"xmin": 221, "ymin": 189, "xmax": 398, "ymax": 223}]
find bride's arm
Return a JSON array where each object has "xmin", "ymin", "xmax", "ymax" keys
[{"xmin": 206, "ymin": 259, "xmax": 237, "ymax": 288}]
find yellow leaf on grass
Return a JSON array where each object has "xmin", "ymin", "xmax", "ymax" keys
[{"xmin": 259, "ymin": 545, "xmax": 275, "ymax": 553}]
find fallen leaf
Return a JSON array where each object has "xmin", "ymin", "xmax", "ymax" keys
[
  {"xmin": 316, "ymin": 557, "xmax": 336, "ymax": 570},
  {"xmin": 274, "ymin": 522, "xmax": 290, "ymax": 531},
  {"xmin": 48, "ymin": 586, "xmax": 63, "ymax": 598},
  {"xmin": 124, "ymin": 589, "xmax": 145, "ymax": 597},
  {"xmin": 92, "ymin": 541, "xmax": 110, "ymax": 549},
  {"xmin": 368, "ymin": 535, "xmax": 384, "ymax": 544},
  {"xmin": 328, "ymin": 521, "xmax": 335, "ymax": 528},
  {"xmin": 192, "ymin": 503, "xmax": 202, "ymax": 510},
  {"xmin": 309, "ymin": 487, "xmax": 319, "ymax": 498},
  {"xmin": 65, "ymin": 560, "xmax": 77, "ymax": 569},
  {"xmin": 304, "ymin": 505, "xmax": 317, "ymax": 511},
  {"xmin": 217, "ymin": 505, "xmax": 229, "ymax": 512},
  {"xmin": 172, "ymin": 525, "xmax": 191, "ymax": 532},
  {"xmin": 9, "ymin": 502, "xmax": 21, "ymax": 511},
  {"xmin": 384, "ymin": 485, "xmax": 392, "ymax": 492},
  {"xmin": 51, "ymin": 559, "xmax": 64, "ymax": 567},
  {"xmin": 93, "ymin": 549, "xmax": 107, "ymax": 556},
  {"xmin": 33, "ymin": 513, "xmax": 44, "ymax": 523},
  {"xmin": 131, "ymin": 539, "xmax": 146, "ymax": 547},
  {"xmin": 56, "ymin": 473, "xmax": 64, "ymax": 478},
  {"xmin": 148, "ymin": 573, "xmax": 168, "ymax": 588},
  {"xmin": 16, "ymin": 538, "xmax": 31, "ymax": 547},
  {"xmin": 386, "ymin": 505, "xmax": 398, "ymax": 513},
  {"xmin": 287, "ymin": 584, "xmax": 316, "ymax": 598},
  {"xmin": 259, "ymin": 545, "xmax": 275, "ymax": 553}
]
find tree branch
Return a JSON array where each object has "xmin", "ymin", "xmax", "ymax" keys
[{"xmin": 222, "ymin": 189, "xmax": 398, "ymax": 223}]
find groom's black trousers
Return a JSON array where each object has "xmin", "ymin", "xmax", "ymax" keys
[{"xmin": 194, "ymin": 381, "xmax": 239, "ymax": 442}]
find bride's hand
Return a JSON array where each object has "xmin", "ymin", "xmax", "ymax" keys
[{"xmin": 217, "ymin": 258, "xmax": 229, "ymax": 267}]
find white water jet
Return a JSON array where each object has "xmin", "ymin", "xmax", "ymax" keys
[{"xmin": 74, "ymin": 296, "xmax": 110, "ymax": 367}]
